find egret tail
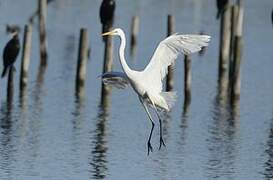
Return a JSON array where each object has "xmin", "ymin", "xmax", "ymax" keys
[{"xmin": 160, "ymin": 91, "xmax": 177, "ymax": 111}]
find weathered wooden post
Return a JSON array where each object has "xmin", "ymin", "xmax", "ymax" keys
[
  {"xmin": 101, "ymin": 28, "xmax": 114, "ymax": 105},
  {"xmin": 75, "ymin": 28, "xmax": 89, "ymax": 94},
  {"xmin": 20, "ymin": 24, "xmax": 32, "ymax": 91},
  {"xmin": 38, "ymin": 0, "xmax": 47, "ymax": 65},
  {"xmin": 7, "ymin": 68, "xmax": 15, "ymax": 103},
  {"xmin": 102, "ymin": 36, "xmax": 113, "ymax": 74},
  {"xmin": 100, "ymin": 41, "xmax": 113, "ymax": 105},
  {"xmin": 130, "ymin": 16, "xmax": 139, "ymax": 48},
  {"xmin": 229, "ymin": 5, "xmax": 239, "ymax": 60},
  {"xmin": 130, "ymin": 16, "xmax": 139, "ymax": 57},
  {"xmin": 229, "ymin": 4, "xmax": 239, "ymax": 81},
  {"xmin": 218, "ymin": 3, "xmax": 231, "ymax": 98},
  {"xmin": 99, "ymin": 0, "xmax": 116, "ymax": 105},
  {"xmin": 166, "ymin": 14, "xmax": 175, "ymax": 92},
  {"xmin": 184, "ymin": 55, "xmax": 192, "ymax": 104},
  {"xmin": 231, "ymin": 4, "xmax": 244, "ymax": 102}
]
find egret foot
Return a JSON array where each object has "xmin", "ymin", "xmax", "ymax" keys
[
  {"xmin": 147, "ymin": 141, "xmax": 153, "ymax": 155},
  {"xmin": 159, "ymin": 137, "xmax": 166, "ymax": 150}
]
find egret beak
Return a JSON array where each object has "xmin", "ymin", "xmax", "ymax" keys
[{"xmin": 102, "ymin": 31, "xmax": 114, "ymax": 36}]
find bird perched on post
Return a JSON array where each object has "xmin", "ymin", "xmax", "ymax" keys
[
  {"xmin": 2, "ymin": 30, "xmax": 20, "ymax": 78},
  {"xmin": 216, "ymin": 0, "xmax": 229, "ymax": 19},
  {"xmin": 101, "ymin": 28, "xmax": 210, "ymax": 155},
  {"xmin": 99, "ymin": 0, "xmax": 115, "ymax": 34}
]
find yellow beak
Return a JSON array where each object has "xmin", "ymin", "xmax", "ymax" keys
[{"xmin": 102, "ymin": 31, "xmax": 114, "ymax": 36}]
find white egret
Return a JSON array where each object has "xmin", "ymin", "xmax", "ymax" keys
[{"xmin": 101, "ymin": 28, "xmax": 210, "ymax": 155}]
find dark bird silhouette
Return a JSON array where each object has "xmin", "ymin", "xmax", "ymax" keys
[
  {"xmin": 216, "ymin": 0, "xmax": 228, "ymax": 19},
  {"xmin": 99, "ymin": 0, "xmax": 116, "ymax": 34},
  {"xmin": 2, "ymin": 32, "xmax": 20, "ymax": 78}
]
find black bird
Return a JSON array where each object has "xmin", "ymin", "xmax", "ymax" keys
[
  {"xmin": 99, "ymin": 0, "xmax": 116, "ymax": 33},
  {"xmin": 216, "ymin": 0, "xmax": 228, "ymax": 19},
  {"xmin": 2, "ymin": 31, "xmax": 20, "ymax": 78}
]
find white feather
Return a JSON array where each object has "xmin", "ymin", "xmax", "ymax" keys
[
  {"xmin": 100, "ymin": 71, "xmax": 130, "ymax": 89},
  {"xmin": 143, "ymin": 34, "xmax": 211, "ymax": 93}
]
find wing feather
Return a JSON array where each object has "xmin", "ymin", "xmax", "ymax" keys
[
  {"xmin": 100, "ymin": 71, "xmax": 130, "ymax": 89},
  {"xmin": 142, "ymin": 34, "xmax": 210, "ymax": 92}
]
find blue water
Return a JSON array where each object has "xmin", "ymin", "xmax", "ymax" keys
[{"xmin": 0, "ymin": 0, "xmax": 273, "ymax": 179}]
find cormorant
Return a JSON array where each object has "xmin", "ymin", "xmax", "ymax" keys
[
  {"xmin": 99, "ymin": 0, "xmax": 116, "ymax": 33},
  {"xmin": 2, "ymin": 31, "xmax": 20, "ymax": 78},
  {"xmin": 216, "ymin": 0, "xmax": 228, "ymax": 19}
]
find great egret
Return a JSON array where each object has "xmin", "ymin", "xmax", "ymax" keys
[
  {"xmin": 2, "ymin": 31, "xmax": 20, "ymax": 78},
  {"xmin": 101, "ymin": 28, "xmax": 210, "ymax": 155}
]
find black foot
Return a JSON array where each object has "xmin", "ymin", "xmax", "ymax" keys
[
  {"xmin": 159, "ymin": 137, "xmax": 166, "ymax": 150},
  {"xmin": 147, "ymin": 141, "xmax": 153, "ymax": 155}
]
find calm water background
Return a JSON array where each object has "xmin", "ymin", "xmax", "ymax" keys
[{"xmin": 0, "ymin": 0, "xmax": 272, "ymax": 179}]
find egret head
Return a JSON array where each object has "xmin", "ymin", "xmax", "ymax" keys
[{"xmin": 102, "ymin": 28, "xmax": 123, "ymax": 37}]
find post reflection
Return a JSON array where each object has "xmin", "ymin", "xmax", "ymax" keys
[
  {"xmin": 180, "ymin": 99, "xmax": 190, "ymax": 147},
  {"xmin": 206, "ymin": 91, "xmax": 239, "ymax": 179},
  {"xmin": 0, "ymin": 101, "xmax": 14, "ymax": 179},
  {"xmin": 89, "ymin": 99, "xmax": 110, "ymax": 179},
  {"xmin": 72, "ymin": 85, "xmax": 86, "ymax": 132},
  {"xmin": 263, "ymin": 114, "xmax": 273, "ymax": 179},
  {"xmin": 34, "ymin": 64, "xmax": 47, "ymax": 104},
  {"xmin": 31, "ymin": 64, "xmax": 46, "ymax": 114},
  {"xmin": 19, "ymin": 82, "xmax": 28, "ymax": 109}
]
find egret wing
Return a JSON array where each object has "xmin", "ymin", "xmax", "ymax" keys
[
  {"xmin": 143, "ymin": 34, "xmax": 210, "ymax": 92},
  {"xmin": 100, "ymin": 71, "xmax": 130, "ymax": 89}
]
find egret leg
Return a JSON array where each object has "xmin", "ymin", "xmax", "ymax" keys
[
  {"xmin": 152, "ymin": 105, "xmax": 166, "ymax": 150},
  {"xmin": 139, "ymin": 97, "xmax": 154, "ymax": 155}
]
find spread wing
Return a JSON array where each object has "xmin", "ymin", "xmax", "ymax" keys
[
  {"xmin": 142, "ymin": 34, "xmax": 210, "ymax": 92},
  {"xmin": 100, "ymin": 71, "xmax": 130, "ymax": 89}
]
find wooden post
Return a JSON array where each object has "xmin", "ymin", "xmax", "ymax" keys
[
  {"xmin": 218, "ymin": 4, "xmax": 231, "ymax": 97},
  {"xmin": 184, "ymin": 55, "xmax": 191, "ymax": 104},
  {"xmin": 101, "ymin": 31, "xmax": 113, "ymax": 92},
  {"xmin": 102, "ymin": 36, "xmax": 113, "ymax": 74},
  {"xmin": 166, "ymin": 14, "xmax": 175, "ymax": 91},
  {"xmin": 219, "ymin": 4, "xmax": 231, "ymax": 76},
  {"xmin": 7, "ymin": 67, "xmax": 15, "ymax": 103},
  {"xmin": 100, "ymin": 24, "xmax": 113, "ymax": 106},
  {"xmin": 229, "ymin": 4, "xmax": 239, "ymax": 80},
  {"xmin": 38, "ymin": 0, "xmax": 47, "ymax": 65},
  {"xmin": 20, "ymin": 24, "xmax": 32, "ymax": 91},
  {"xmin": 231, "ymin": 6, "xmax": 244, "ymax": 101},
  {"xmin": 130, "ymin": 16, "xmax": 139, "ymax": 48},
  {"xmin": 229, "ymin": 5, "xmax": 239, "ymax": 60},
  {"xmin": 130, "ymin": 16, "xmax": 139, "ymax": 56},
  {"xmin": 76, "ymin": 28, "xmax": 89, "ymax": 93}
]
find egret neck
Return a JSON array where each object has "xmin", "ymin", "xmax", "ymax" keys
[{"xmin": 118, "ymin": 31, "xmax": 133, "ymax": 77}]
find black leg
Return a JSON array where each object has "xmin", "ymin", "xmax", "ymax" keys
[
  {"xmin": 153, "ymin": 105, "xmax": 166, "ymax": 150},
  {"xmin": 147, "ymin": 121, "xmax": 154, "ymax": 155},
  {"xmin": 139, "ymin": 97, "xmax": 155, "ymax": 155},
  {"xmin": 158, "ymin": 117, "xmax": 165, "ymax": 150}
]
